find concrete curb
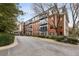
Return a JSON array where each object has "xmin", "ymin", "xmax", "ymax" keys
[{"xmin": 0, "ymin": 39, "xmax": 18, "ymax": 51}]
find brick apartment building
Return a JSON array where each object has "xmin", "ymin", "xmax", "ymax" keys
[
  {"xmin": 24, "ymin": 7, "xmax": 69, "ymax": 36},
  {"xmin": 25, "ymin": 19, "xmax": 32, "ymax": 35},
  {"xmin": 48, "ymin": 13, "xmax": 64, "ymax": 35},
  {"xmin": 14, "ymin": 21, "xmax": 24, "ymax": 35},
  {"xmin": 32, "ymin": 18, "xmax": 40, "ymax": 36}
]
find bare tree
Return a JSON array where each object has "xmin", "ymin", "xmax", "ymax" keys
[
  {"xmin": 32, "ymin": 3, "xmax": 67, "ymax": 35},
  {"xmin": 70, "ymin": 3, "xmax": 79, "ymax": 29},
  {"xmin": 52, "ymin": 3, "xmax": 67, "ymax": 35},
  {"xmin": 69, "ymin": 3, "xmax": 79, "ymax": 37},
  {"xmin": 32, "ymin": 3, "xmax": 52, "ymax": 14}
]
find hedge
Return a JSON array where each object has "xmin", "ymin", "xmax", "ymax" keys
[
  {"xmin": 0, "ymin": 33, "xmax": 14, "ymax": 46},
  {"xmin": 37, "ymin": 35, "xmax": 79, "ymax": 45},
  {"xmin": 48, "ymin": 36, "xmax": 65, "ymax": 42},
  {"xmin": 67, "ymin": 37, "xmax": 79, "ymax": 45}
]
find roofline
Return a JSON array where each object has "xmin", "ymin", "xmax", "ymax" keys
[{"xmin": 25, "ymin": 6, "xmax": 68, "ymax": 22}]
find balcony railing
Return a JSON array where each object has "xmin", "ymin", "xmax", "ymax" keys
[
  {"xmin": 39, "ymin": 26, "xmax": 47, "ymax": 32},
  {"xmin": 40, "ymin": 23, "xmax": 47, "ymax": 26}
]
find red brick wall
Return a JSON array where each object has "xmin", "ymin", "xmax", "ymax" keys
[
  {"xmin": 48, "ymin": 14, "xmax": 64, "ymax": 35},
  {"xmin": 48, "ymin": 15, "xmax": 56, "ymax": 34},
  {"xmin": 32, "ymin": 21, "xmax": 39, "ymax": 36}
]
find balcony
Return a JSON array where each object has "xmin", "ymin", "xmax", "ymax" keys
[
  {"xmin": 39, "ymin": 14, "xmax": 47, "ymax": 20},
  {"xmin": 40, "ymin": 23, "xmax": 47, "ymax": 26},
  {"xmin": 29, "ymin": 25, "xmax": 32, "ymax": 28},
  {"xmin": 39, "ymin": 18, "xmax": 48, "ymax": 26},
  {"xmin": 39, "ymin": 26, "xmax": 47, "ymax": 32}
]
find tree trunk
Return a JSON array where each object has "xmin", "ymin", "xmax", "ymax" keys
[
  {"xmin": 55, "ymin": 28, "xmax": 58, "ymax": 36},
  {"xmin": 73, "ymin": 21, "xmax": 75, "ymax": 29}
]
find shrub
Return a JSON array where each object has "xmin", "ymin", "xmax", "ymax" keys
[
  {"xmin": 67, "ymin": 37, "xmax": 79, "ymax": 45},
  {"xmin": 55, "ymin": 36, "xmax": 64, "ymax": 42},
  {"xmin": 39, "ymin": 35, "xmax": 45, "ymax": 38},
  {"xmin": 0, "ymin": 33, "xmax": 14, "ymax": 46},
  {"xmin": 48, "ymin": 35, "xmax": 64, "ymax": 42},
  {"xmin": 50, "ymin": 36, "xmax": 79, "ymax": 44},
  {"xmin": 37, "ymin": 35, "xmax": 79, "ymax": 45},
  {"xmin": 38, "ymin": 35, "xmax": 64, "ymax": 42},
  {"xmin": 45, "ymin": 36, "xmax": 49, "ymax": 38}
]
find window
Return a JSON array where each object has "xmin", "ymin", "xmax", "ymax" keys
[
  {"xmin": 39, "ymin": 26, "xmax": 47, "ymax": 32},
  {"xmin": 50, "ymin": 25, "xmax": 53, "ymax": 29},
  {"xmin": 29, "ymin": 25, "xmax": 32, "ymax": 28},
  {"xmin": 60, "ymin": 32, "xmax": 63, "ymax": 35}
]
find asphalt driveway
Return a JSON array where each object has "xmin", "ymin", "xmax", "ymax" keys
[{"xmin": 1, "ymin": 36, "xmax": 79, "ymax": 56}]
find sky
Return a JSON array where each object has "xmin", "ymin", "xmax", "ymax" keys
[
  {"xmin": 18, "ymin": 3, "xmax": 73, "ymax": 27},
  {"xmin": 18, "ymin": 3, "xmax": 35, "ymax": 22}
]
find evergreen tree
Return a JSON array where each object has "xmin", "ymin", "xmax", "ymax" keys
[{"xmin": 0, "ymin": 3, "xmax": 23, "ymax": 33}]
